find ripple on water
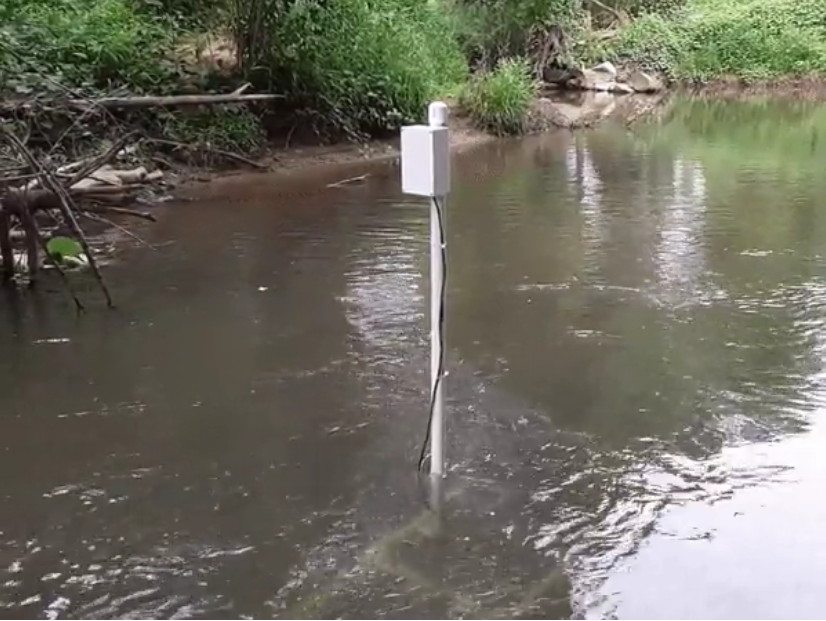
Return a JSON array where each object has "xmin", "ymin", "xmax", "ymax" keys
[{"xmin": 6, "ymin": 100, "xmax": 826, "ymax": 619}]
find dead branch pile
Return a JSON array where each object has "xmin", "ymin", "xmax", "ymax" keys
[{"xmin": 0, "ymin": 84, "xmax": 280, "ymax": 310}]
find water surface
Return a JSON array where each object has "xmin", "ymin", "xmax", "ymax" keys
[{"xmin": 2, "ymin": 98, "xmax": 826, "ymax": 619}]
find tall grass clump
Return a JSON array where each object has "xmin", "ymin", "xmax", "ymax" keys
[
  {"xmin": 611, "ymin": 0, "xmax": 826, "ymax": 80},
  {"xmin": 231, "ymin": 0, "xmax": 467, "ymax": 138},
  {"xmin": 460, "ymin": 57, "xmax": 540, "ymax": 135}
]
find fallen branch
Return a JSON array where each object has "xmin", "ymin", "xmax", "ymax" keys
[
  {"xmin": 70, "ymin": 92, "xmax": 283, "ymax": 111},
  {"xmin": 0, "ymin": 210, "xmax": 14, "ymax": 283},
  {"xmin": 19, "ymin": 203, "xmax": 40, "ymax": 283},
  {"xmin": 327, "ymin": 174, "xmax": 370, "ymax": 188},
  {"xmin": 2, "ymin": 128, "xmax": 114, "ymax": 307},
  {"xmin": 81, "ymin": 212, "xmax": 156, "ymax": 250},
  {"xmin": 80, "ymin": 205, "xmax": 157, "ymax": 222},
  {"xmin": 149, "ymin": 138, "xmax": 268, "ymax": 169},
  {"xmin": 66, "ymin": 133, "xmax": 137, "ymax": 187},
  {"xmin": 70, "ymin": 184, "xmax": 145, "ymax": 196}
]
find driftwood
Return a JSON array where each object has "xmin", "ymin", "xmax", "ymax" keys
[
  {"xmin": 2, "ymin": 129, "xmax": 113, "ymax": 307},
  {"xmin": 74, "ymin": 92, "xmax": 282, "ymax": 110},
  {"xmin": 0, "ymin": 81, "xmax": 279, "ymax": 307},
  {"xmin": 1, "ymin": 85, "xmax": 283, "ymax": 114}
]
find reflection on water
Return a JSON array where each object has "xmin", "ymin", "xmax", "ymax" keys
[{"xmin": 2, "ymin": 98, "xmax": 826, "ymax": 618}]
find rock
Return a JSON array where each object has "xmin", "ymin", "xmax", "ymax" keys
[
  {"xmin": 591, "ymin": 61, "xmax": 618, "ymax": 79},
  {"xmin": 594, "ymin": 81, "xmax": 634, "ymax": 94},
  {"xmin": 543, "ymin": 67, "xmax": 576, "ymax": 85},
  {"xmin": 570, "ymin": 69, "xmax": 632, "ymax": 94},
  {"xmin": 627, "ymin": 70, "xmax": 663, "ymax": 93},
  {"xmin": 530, "ymin": 97, "xmax": 572, "ymax": 129}
]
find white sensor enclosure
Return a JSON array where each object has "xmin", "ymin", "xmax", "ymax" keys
[{"xmin": 400, "ymin": 102, "xmax": 450, "ymax": 197}]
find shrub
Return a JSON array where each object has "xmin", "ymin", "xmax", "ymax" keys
[
  {"xmin": 131, "ymin": 0, "xmax": 229, "ymax": 28},
  {"xmin": 0, "ymin": 0, "xmax": 176, "ymax": 93},
  {"xmin": 460, "ymin": 57, "xmax": 540, "ymax": 135},
  {"xmin": 611, "ymin": 0, "xmax": 826, "ymax": 80},
  {"xmin": 447, "ymin": 0, "xmax": 584, "ymax": 70},
  {"xmin": 159, "ymin": 106, "xmax": 265, "ymax": 154},
  {"xmin": 231, "ymin": 0, "xmax": 468, "ymax": 138}
]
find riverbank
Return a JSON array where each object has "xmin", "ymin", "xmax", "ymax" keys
[
  {"xmin": 680, "ymin": 76, "xmax": 826, "ymax": 100},
  {"xmin": 5, "ymin": 0, "xmax": 826, "ymax": 300},
  {"xmin": 205, "ymin": 113, "xmax": 497, "ymax": 179},
  {"xmin": 184, "ymin": 92, "xmax": 645, "ymax": 186}
]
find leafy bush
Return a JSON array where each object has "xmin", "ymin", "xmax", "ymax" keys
[
  {"xmin": 0, "ymin": 0, "xmax": 176, "ymax": 93},
  {"xmin": 232, "ymin": 0, "xmax": 468, "ymax": 137},
  {"xmin": 460, "ymin": 57, "xmax": 540, "ymax": 135},
  {"xmin": 612, "ymin": 0, "xmax": 826, "ymax": 80},
  {"xmin": 609, "ymin": 0, "xmax": 687, "ymax": 17},
  {"xmin": 160, "ymin": 106, "xmax": 265, "ymax": 153},
  {"xmin": 131, "ymin": 0, "xmax": 229, "ymax": 28},
  {"xmin": 448, "ymin": 0, "xmax": 584, "ymax": 70}
]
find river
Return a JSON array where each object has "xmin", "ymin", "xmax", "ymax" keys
[{"xmin": 1, "ymin": 97, "xmax": 826, "ymax": 619}]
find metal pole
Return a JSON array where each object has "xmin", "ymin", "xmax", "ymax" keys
[
  {"xmin": 427, "ymin": 101, "xmax": 448, "ymax": 483},
  {"xmin": 430, "ymin": 193, "xmax": 445, "ymax": 480},
  {"xmin": 399, "ymin": 101, "xmax": 450, "ymax": 499}
]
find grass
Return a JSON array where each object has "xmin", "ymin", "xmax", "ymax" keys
[
  {"xmin": 0, "ymin": 0, "xmax": 178, "ymax": 94},
  {"xmin": 459, "ymin": 58, "xmax": 540, "ymax": 135},
  {"xmin": 609, "ymin": 0, "xmax": 826, "ymax": 81},
  {"xmin": 230, "ymin": 0, "xmax": 469, "ymax": 138},
  {"xmin": 0, "ymin": 0, "xmax": 584, "ymax": 157}
]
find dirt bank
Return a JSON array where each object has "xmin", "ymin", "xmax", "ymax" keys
[
  {"xmin": 183, "ymin": 113, "xmax": 496, "ymax": 189},
  {"xmin": 183, "ymin": 92, "xmax": 668, "ymax": 193}
]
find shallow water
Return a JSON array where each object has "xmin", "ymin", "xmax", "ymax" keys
[{"xmin": 3, "ymin": 97, "xmax": 826, "ymax": 619}]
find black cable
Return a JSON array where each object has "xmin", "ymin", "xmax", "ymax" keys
[{"xmin": 416, "ymin": 195, "xmax": 447, "ymax": 474}]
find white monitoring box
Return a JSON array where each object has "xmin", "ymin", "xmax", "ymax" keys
[{"xmin": 400, "ymin": 125, "xmax": 450, "ymax": 197}]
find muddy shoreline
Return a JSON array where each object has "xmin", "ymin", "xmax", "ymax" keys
[
  {"xmin": 229, "ymin": 75, "xmax": 826, "ymax": 183},
  {"xmin": 185, "ymin": 115, "xmax": 497, "ymax": 188},
  {"xmin": 180, "ymin": 91, "xmax": 666, "ymax": 191}
]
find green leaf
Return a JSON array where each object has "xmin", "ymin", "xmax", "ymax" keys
[{"xmin": 46, "ymin": 236, "xmax": 83, "ymax": 259}]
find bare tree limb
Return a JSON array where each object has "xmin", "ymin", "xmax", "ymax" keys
[
  {"xmin": 1, "ymin": 128, "xmax": 114, "ymax": 307},
  {"xmin": 66, "ymin": 132, "xmax": 138, "ymax": 187},
  {"xmin": 0, "ymin": 209, "xmax": 15, "ymax": 283},
  {"xmin": 81, "ymin": 212, "xmax": 156, "ymax": 250},
  {"xmin": 80, "ymin": 205, "xmax": 157, "ymax": 222},
  {"xmin": 68, "ymin": 92, "xmax": 283, "ymax": 111}
]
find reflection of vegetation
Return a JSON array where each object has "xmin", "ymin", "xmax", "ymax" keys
[
  {"xmin": 623, "ymin": 98, "xmax": 826, "ymax": 180},
  {"xmin": 449, "ymin": 101, "xmax": 823, "ymax": 458}
]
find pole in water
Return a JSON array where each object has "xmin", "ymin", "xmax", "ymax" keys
[
  {"xmin": 400, "ymin": 101, "xmax": 452, "ymax": 489},
  {"xmin": 428, "ymin": 101, "xmax": 448, "ymax": 481}
]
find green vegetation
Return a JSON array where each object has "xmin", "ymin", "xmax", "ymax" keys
[
  {"xmin": 6, "ymin": 0, "xmax": 826, "ymax": 158},
  {"xmin": 0, "ymin": 0, "xmax": 177, "ymax": 94},
  {"xmin": 609, "ymin": 0, "xmax": 826, "ymax": 80},
  {"xmin": 459, "ymin": 58, "xmax": 540, "ymax": 135},
  {"xmin": 231, "ymin": 0, "xmax": 468, "ymax": 138},
  {"xmin": 0, "ymin": 0, "xmax": 583, "ymax": 154}
]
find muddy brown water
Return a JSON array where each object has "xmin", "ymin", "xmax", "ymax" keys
[{"xmin": 2, "ymin": 97, "xmax": 826, "ymax": 619}]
